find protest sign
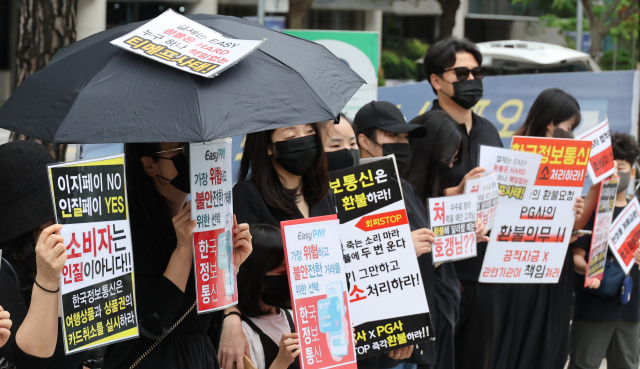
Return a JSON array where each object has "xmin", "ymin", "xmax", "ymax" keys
[
  {"xmin": 478, "ymin": 145, "xmax": 542, "ymax": 197},
  {"xmin": 575, "ymin": 118, "xmax": 615, "ymax": 184},
  {"xmin": 479, "ymin": 137, "xmax": 590, "ymax": 283},
  {"xmin": 329, "ymin": 156, "xmax": 433, "ymax": 359},
  {"xmin": 189, "ymin": 139, "xmax": 236, "ymax": 313},
  {"xmin": 281, "ymin": 215, "xmax": 357, "ymax": 369},
  {"xmin": 47, "ymin": 155, "xmax": 138, "ymax": 354},
  {"xmin": 464, "ymin": 172, "xmax": 500, "ymax": 231},
  {"xmin": 608, "ymin": 197, "xmax": 640, "ymax": 275},
  {"xmin": 585, "ymin": 177, "xmax": 619, "ymax": 286},
  {"xmin": 428, "ymin": 194, "xmax": 477, "ymax": 263},
  {"xmin": 111, "ymin": 9, "xmax": 264, "ymax": 78}
]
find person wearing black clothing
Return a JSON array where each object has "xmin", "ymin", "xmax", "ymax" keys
[
  {"xmin": 0, "ymin": 140, "xmax": 85, "ymax": 369},
  {"xmin": 423, "ymin": 37, "xmax": 501, "ymax": 369},
  {"xmin": 403, "ymin": 110, "xmax": 489, "ymax": 369},
  {"xmin": 103, "ymin": 142, "xmax": 253, "ymax": 369},
  {"xmin": 568, "ymin": 132, "xmax": 640, "ymax": 369}
]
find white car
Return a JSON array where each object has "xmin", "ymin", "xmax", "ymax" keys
[{"xmin": 476, "ymin": 40, "xmax": 601, "ymax": 75}]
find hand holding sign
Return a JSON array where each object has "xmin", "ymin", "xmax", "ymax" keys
[
  {"xmin": 275, "ymin": 333, "xmax": 301, "ymax": 367},
  {"xmin": 35, "ymin": 223, "xmax": 67, "ymax": 290},
  {"xmin": 173, "ymin": 202, "xmax": 197, "ymax": 251},
  {"xmin": 233, "ymin": 215, "xmax": 252, "ymax": 272},
  {"xmin": 449, "ymin": 167, "xmax": 486, "ymax": 196},
  {"xmin": 573, "ymin": 196, "xmax": 585, "ymax": 223},
  {"xmin": 0, "ymin": 306, "xmax": 11, "ymax": 348},
  {"xmin": 412, "ymin": 228, "xmax": 435, "ymax": 257},
  {"xmin": 475, "ymin": 218, "xmax": 490, "ymax": 243}
]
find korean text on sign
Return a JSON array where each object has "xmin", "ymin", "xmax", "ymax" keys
[
  {"xmin": 608, "ymin": 197, "xmax": 640, "ymax": 275},
  {"xmin": 189, "ymin": 139, "xmax": 237, "ymax": 313},
  {"xmin": 429, "ymin": 194, "xmax": 477, "ymax": 263},
  {"xmin": 48, "ymin": 155, "xmax": 138, "ymax": 354},
  {"xmin": 330, "ymin": 156, "xmax": 432, "ymax": 359},
  {"xmin": 585, "ymin": 177, "xmax": 618, "ymax": 286},
  {"xmin": 110, "ymin": 9, "xmax": 264, "ymax": 78},
  {"xmin": 478, "ymin": 145, "xmax": 542, "ymax": 201},
  {"xmin": 281, "ymin": 215, "xmax": 357, "ymax": 369},
  {"xmin": 464, "ymin": 171, "xmax": 499, "ymax": 231},
  {"xmin": 575, "ymin": 118, "xmax": 615, "ymax": 184}
]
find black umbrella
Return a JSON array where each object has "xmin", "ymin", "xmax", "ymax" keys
[{"xmin": 0, "ymin": 14, "xmax": 365, "ymax": 143}]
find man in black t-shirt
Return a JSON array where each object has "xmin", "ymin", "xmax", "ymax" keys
[
  {"xmin": 568, "ymin": 132, "xmax": 640, "ymax": 369},
  {"xmin": 423, "ymin": 37, "xmax": 502, "ymax": 369}
]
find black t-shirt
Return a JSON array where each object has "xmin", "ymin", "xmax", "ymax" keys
[
  {"xmin": 573, "ymin": 206, "xmax": 640, "ymax": 322},
  {"xmin": 431, "ymin": 100, "xmax": 504, "ymax": 282}
]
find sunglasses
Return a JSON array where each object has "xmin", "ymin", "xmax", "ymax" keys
[
  {"xmin": 443, "ymin": 66, "xmax": 485, "ymax": 82},
  {"xmin": 153, "ymin": 144, "xmax": 190, "ymax": 159}
]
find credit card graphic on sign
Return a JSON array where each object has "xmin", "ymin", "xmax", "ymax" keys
[{"xmin": 318, "ymin": 281, "xmax": 348, "ymax": 357}]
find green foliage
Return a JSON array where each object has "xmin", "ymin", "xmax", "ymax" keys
[
  {"xmin": 381, "ymin": 38, "xmax": 429, "ymax": 81},
  {"xmin": 600, "ymin": 48, "xmax": 635, "ymax": 70}
]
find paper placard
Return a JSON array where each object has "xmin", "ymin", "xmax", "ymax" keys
[
  {"xmin": 608, "ymin": 197, "xmax": 640, "ymax": 275},
  {"xmin": 464, "ymin": 172, "xmax": 499, "ymax": 231},
  {"xmin": 575, "ymin": 118, "xmax": 615, "ymax": 184},
  {"xmin": 110, "ymin": 9, "xmax": 265, "ymax": 78},
  {"xmin": 48, "ymin": 155, "xmax": 138, "ymax": 354},
  {"xmin": 428, "ymin": 194, "xmax": 477, "ymax": 263},
  {"xmin": 281, "ymin": 215, "xmax": 357, "ymax": 369},
  {"xmin": 478, "ymin": 145, "xmax": 542, "ymax": 197},
  {"xmin": 189, "ymin": 139, "xmax": 237, "ymax": 313},
  {"xmin": 329, "ymin": 156, "xmax": 433, "ymax": 359},
  {"xmin": 480, "ymin": 137, "xmax": 589, "ymax": 283},
  {"xmin": 585, "ymin": 177, "xmax": 619, "ymax": 286}
]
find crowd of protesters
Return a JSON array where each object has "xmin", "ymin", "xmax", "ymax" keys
[{"xmin": 1, "ymin": 36, "xmax": 640, "ymax": 369}]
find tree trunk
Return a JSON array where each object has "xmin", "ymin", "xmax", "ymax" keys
[
  {"xmin": 287, "ymin": 0, "xmax": 314, "ymax": 29},
  {"xmin": 9, "ymin": 0, "xmax": 78, "ymax": 161},
  {"xmin": 437, "ymin": 0, "xmax": 461, "ymax": 40},
  {"xmin": 588, "ymin": 23, "xmax": 603, "ymax": 62}
]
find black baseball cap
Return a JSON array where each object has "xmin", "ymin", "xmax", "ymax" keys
[{"xmin": 353, "ymin": 101, "xmax": 427, "ymax": 138}]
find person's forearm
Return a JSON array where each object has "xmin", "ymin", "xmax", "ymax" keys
[
  {"xmin": 15, "ymin": 280, "xmax": 60, "ymax": 358},
  {"xmin": 575, "ymin": 185, "xmax": 599, "ymax": 230},
  {"xmin": 163, "ymin": 246, "xmax": 193, "ymax": 292},
  {"xmin": 573, "ymin": 255, "xmax": 588, "ymax": 275}
]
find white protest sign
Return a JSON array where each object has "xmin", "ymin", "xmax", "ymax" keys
[
  {"xmin": 608, "ymin": 197, "xmax": 640, "ymax": 275},
  {"xmin": 428, "ymin": 194, "xmax": 477, "ymax": 263},
  {"xmin": 480, "ymin": 137, "xmax": 591, "ymax": 283},
  {"xmin": 281, "ymin": 216, "xmax": 357, "ymax": 369},
  {"xmin": 111, "ymin": 9, "xmax": 265, "ymax": 78},
  {"xmin": 585, "ymin": 177, "xmax": 619, "ymax": 286},
  {"xmin": 189, "ymin": 139, "xmax": 236, "ymax": 313},
  {"xmin": 478, "ymin": 145, "xmax": 542, "ymax": 190},
  {"xmin": 48, "ymin": 155, "xmax": 138, "ymax": 353},
  {"xmin": 464, "ymin": 171, "xmax": 499, "ymax": 231},
  {"xmin": 575, "ymin": 118, "xmax": 615, "ymax": 183},
  {"xmin": 329, "ymin": 157, "xmax": 432, "ymax": 359}
]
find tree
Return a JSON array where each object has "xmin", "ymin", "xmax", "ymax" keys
[
  {"xmin": 436, "ymin": 0, "xmax": 461, "ymax": 40},
  {"xmin": 9, "ymin": 0, "xmax": 78, "ymax": 161},
  {"xmin": 581, "ymin": 0, "xmax": 639, "ymax": 59}
]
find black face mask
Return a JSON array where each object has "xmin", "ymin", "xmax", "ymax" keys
[
  {"xmin": 261, "ymin": 275, "xmax": 291, "ymax": 307},
  {"xmin": 618, "ymin": 171, "xmax": 631, "ymax": 193},
  {"xmin": 157, "ymin": 153, "xmax": 191, "ymax": 194},
  {"xmin": 382, "ymin": 143, "xmax": 410, "ymax": 174},
  {"xmin": 450, "ymin": 79, "xmax": 484, "ymax": 110},
  {"xmin": 552, "ymin": 128, "xmax": 575, "ymax": 139},
  {"xmin": 274, "ymin": 135, "xmax": 318, "ymax": 176},
  {"xmin": 326, "ymin": 148, "xmax": 360, "ymax": 172}
]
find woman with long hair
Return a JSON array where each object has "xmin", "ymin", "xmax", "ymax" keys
[
  {"xmin": 493, "ymin": 88, "xmax": 585, "ymax": 369},
  {"xmin": 103, "ymin": 142, "xmax": 252, "ymax": 369},
  {"xmin": 0, "ymin": 140, "xmax": 84, "ymax": 369},
  {"xmin": 233, "ymin": 123, "xmax": 333, "ymax": 225},
  {"xmin": 402, "ymin": 110, "xmax": 488, "ymax": 369}
]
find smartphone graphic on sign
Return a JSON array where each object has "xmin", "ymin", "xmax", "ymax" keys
[
  {"xmin": 218, "ymin": 214, "xmax": 235, "ymax": 298},
  {"xmin": 318, "ymin": 281, "xmax": 349, "ymax": 358}
]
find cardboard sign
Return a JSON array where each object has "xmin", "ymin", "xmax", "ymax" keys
[
  {"xmin": 48, "ymin": 155, "xmax": 138, "ymax": 353},
  {"xmin": 464, "ymin": 172, "xmax": 500, "ymax": 231},
  {"xmin": 480, "ymin": 137, "xmax": 589, "ymax": 283},
  {"xmin": 585, "ymin": 177, "xmax": 619, "ymax": 286},
  {"xmin": 111, "ymin": 9, "xmax": 264, "ymax": 78},
  {"xmin": 281, "ymin": 215, "xmax": 357, "ymax": 369},
  {"xmin": 329, "ymin": 156, "xmax": 433, "ymax": 359},
  {"xmin": 575, "ymin": 118, "xmax": 615, "ymax": 184},
  {"xmin": 189, "ymin": 139, "xmax": 236, "ymax": 313},
  {"xmin": 608, "ymin": 197, "xmax": 640, "ymax": 275},
  {"xmin": 428, "ymin": 194, "xmax": 477, "ymax": 263},
  {"xmin": 511, "ymin": 136, "xmax": 592, "ymax": 187},
  {"xmin": 478, "ymin": 145, "xmax": 542, "ymax": 198}
]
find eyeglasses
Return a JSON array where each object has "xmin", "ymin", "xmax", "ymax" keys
[
  {"xmin": 442, "ymin": 66, "xmax": 485, "ymax": 82},
  {"xmin": 153, "ymin": 144, "xmax": 189, "ymax": 159}
]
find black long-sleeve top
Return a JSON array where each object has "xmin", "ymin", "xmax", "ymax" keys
[{"xmin": 0, "ymin": 258, "xmax": 84, "ymax": 369}]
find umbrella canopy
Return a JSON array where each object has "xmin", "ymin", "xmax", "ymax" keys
[{"xmin": 0, "ymin": 14, "xmax": 365, "ymax": 143}]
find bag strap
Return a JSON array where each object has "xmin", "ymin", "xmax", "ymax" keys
[
  {"xmin": 1, "ymin": 258, "xmax": 20, "ymax": 288},
  {"xmin": 128, "ymin": 300, "xmax": 197, "ymax": 369}
]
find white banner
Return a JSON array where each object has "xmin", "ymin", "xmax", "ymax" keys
[
  {"xmin": 428, "ymin": 194, "xmax": 477, "ymax": 263},
  {"xmin": 575, "ymin": 118, "xmax": 615, "ymax": 184},
  {"xmin": 464, "ymin": 171, "xmax": 499, "ymax": 231}
]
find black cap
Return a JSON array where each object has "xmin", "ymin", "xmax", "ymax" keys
[
  {"xmin": 0, "ymin": 141, "xmax": 56, "ymax": 244},
  {"xmin": 353, "ymin": 101, "xmax": 427, "ymax": 138}
]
